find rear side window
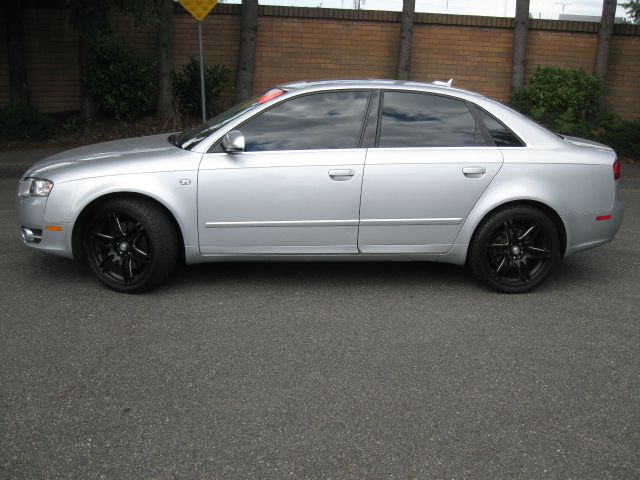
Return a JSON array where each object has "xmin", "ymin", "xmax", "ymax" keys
[
  {"xmin": 474, "ymin": 107, "xmax": 524, "ymax": 147},
  {"xmin": 378, "ymin": 92, "xmax": 487, "ymax": 148},
  {"xmin": 239, "ymin": 91, "xmax": 370, "ymax": 152}
]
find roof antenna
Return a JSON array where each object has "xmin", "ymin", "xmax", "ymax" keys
[{"xmin": 433, "ymin": 78, "xmax": 453, "ymax": 87}]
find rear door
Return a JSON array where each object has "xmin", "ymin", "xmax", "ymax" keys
[{"xmin": 358, "ymin": 91, "xmax": 504, "ymax": 254}]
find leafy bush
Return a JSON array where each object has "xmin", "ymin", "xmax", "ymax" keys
[
  {"xmin": 512, "ymin": 67, "xmax": 604, "ymax": 136},
  {"xmin": 0, "ymin": 104, "xmax": 55, "ymax": 141},
  {"xmin": 514, "ymin": 67, "xmax": 603, "ymax": 119},
  {"xmin": 549, "ymin": 109, "xmax": 592, "ymax": 137},
  {"xmin": 61, "ymin": 113, "xmax": 81, "ymax": 133},
  {"xmin": 597, "ymin": 116, "xmax": 640, "ymax": 159},
  {"xmin": 83, "ymin": 39, "xmax": 156, "ymax": 121},
  {"xmin": 510, "ymin": 66, "xmax": 639, "ymax": 159},
  {"xmin": 173, "ymin": 58, "xmax": 230, "ymax": 117}
]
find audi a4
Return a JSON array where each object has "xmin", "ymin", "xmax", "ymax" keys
[{"xmin": 17, "ymin": 79, "xmax": 623, "ymax": 293}]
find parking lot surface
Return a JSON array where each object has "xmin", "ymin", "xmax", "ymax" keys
[{"xmin": 1, "ymin": 162, "xmax": 639, "ymax": 479}]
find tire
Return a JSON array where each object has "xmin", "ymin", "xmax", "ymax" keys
[
  {"xmin": 83, "ymin": 197, "xmax": 178, "ymax": 293},
  {"xmin": 468, "ymin": 206, "xmax": 560, "ymax": 293}
]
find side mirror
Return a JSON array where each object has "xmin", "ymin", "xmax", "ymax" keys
[{"xmin": 221, "ymin": 130, "xmax": 245, "ymax": 153}]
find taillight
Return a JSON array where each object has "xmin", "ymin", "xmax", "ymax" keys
[
  {"xmin": 258, "ymin": 88, "xmax": 284, "ymax": 104},
  {"xmin": 613, "ymin": 159, "xmax": 621, "ymax": 181}
]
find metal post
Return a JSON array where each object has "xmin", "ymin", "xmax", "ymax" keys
[{"xmin": 198, "ymin": 21, "xmax": 206, "ymax": 123}]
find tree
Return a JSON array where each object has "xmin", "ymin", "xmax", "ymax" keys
[
  {"xmin": 235, "ymin": 0, "xmax": 258, "ymax": 100},
  {"xmin": 511, "ymin": 0, "xmax": 530, "ymax": 91},
  {"xmin": 396, "ymin": 0, "xmax": 415, "ymax": 80},
  {"xmin": 4, "ymin": 0, "xmax": 29, "ymax": 106},
  {"xmin": 67, "ymin": 0, "xmax": 176, "ymax": 120},
  {"xmin": 621, "ymin": 0, "xmax": 640, "ymax": 23},
  {"xmin": 121, "ymin": 0, "xmax": 176, "ymax": 120},
  {"xmin": 117, "ymin": 0, "xmax": 176, "ymax": 119},
  {"xmin": 156, "ymin": 0, "xmax": 175, "ymax": 120},
  {"xmin": 594, "ymin": 0, "xmax": 618, "ymax": 81},
  {"xmin": 66, "ymin": 0, "xmax": 112, "ymax": 120}
]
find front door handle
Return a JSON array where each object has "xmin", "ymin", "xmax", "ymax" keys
[
  {"xmin": 328, "ymin": 169, "xmax": 355, "ymax": 181},
  {"xmin": 462, "ymin": 166, "xmax": 486, "ymax": 178}
]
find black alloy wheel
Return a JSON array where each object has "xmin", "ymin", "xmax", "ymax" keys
[
  {"xmin": 84, "ymin": 198, "xmax": 178, "ymax": 293},
  {"xmin": 469, "ymin": 206, "xmax": 560, "ymax": 293}
]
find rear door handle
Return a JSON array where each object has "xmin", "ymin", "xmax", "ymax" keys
[
  {"xmin": 462, "ymin": 166, "xmax": 486, "ymax": 178},
  {"xmin": 328, "ymin": 169, "xmax": 355, "ymax": 181}
]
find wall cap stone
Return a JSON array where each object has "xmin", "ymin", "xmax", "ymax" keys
[{"xmin": 200, "ymin": 4, "xmax": 640, "ymax": 35}]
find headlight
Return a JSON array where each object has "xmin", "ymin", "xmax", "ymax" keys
[{"xmin": 19, "ymin": 178, "xmax": 54, "ymax": 197}]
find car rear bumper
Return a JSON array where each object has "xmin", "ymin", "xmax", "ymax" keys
[{"xmin": 563, "ymin": 196, "xmax": 624, "ymax": 257}]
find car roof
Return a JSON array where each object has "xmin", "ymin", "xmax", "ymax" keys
[{"xmin": 278, "ymin": 78, "xmax": 484, "ymax": 100}]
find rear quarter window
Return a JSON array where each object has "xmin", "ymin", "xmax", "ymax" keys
[{"xmin": 473, "ymin": 107, "xmax": 525, "ymax": 147}]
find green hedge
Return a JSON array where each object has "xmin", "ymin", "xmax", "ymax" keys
[
  {"xmin": 83, "ymin": 39, "xmax": 156, "ymax": 121},
  {"xmin": 512, "ymin": 66, "xmax": 639, "ymax": 159},
  {"xmin": 173, "ymin": 58, "xmax": 230, "ymax": 118},
  {"xmin": 0, "ymin": 104, "xmax": 55, "ymax": 141},
  {"xmin": 598, "ymin": 116, "xmax": 640, "ymax": 160}
]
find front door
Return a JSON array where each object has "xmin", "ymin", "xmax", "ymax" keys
[{"xmin": 198, "ymin": 90, "xmax": 371, "ymax": 255}]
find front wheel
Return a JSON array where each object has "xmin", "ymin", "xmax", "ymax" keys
[
  {"xmin": 468, "ymin": 206, "xmax": 560, "ymax": 293},
  {"xmin": 83, "ymin": 198, "xmax": 178, "ymax": 293}
]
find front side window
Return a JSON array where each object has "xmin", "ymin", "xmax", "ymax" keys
[
  {"xmin": 173, "ymin": 93, "xmax": 266, "ymax": 150},
  {"xmin": 239, "ymin": 91, "xmax": 370, "ymax": 152},
  {"xmin": 378, "ymin": 92, "xmax": 487, "ymax": 148}
]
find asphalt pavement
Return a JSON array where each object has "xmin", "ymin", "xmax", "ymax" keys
[{"xmin": 1, "ymin": 151, "xmax": 639, "ymax": 479}]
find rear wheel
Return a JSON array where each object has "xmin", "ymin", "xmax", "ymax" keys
[
  {"xmin": 469, "ymin": 206, "xmax": 560, "ymax": 293},
  {"xmin": 83, "ymin": 198, "xmax": 178, "ymax": 293}
]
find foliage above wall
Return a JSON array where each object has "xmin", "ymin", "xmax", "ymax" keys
[
  {"xmin": 82, "ymin": 39, "xmax": 157, "ymax": 121},
  {"xmin": 512, "ymin": 67, "xmax": 603, "ymax": 123},
  {"xmin": 622, "ymin": 0, "xmax": 640, "ymax": 24},
  {"xmin": 512, "ymin": 66, "xmax": 639, "ymax": 159}
]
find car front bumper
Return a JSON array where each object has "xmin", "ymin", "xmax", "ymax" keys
[{"xmin": 16, "ymin": 194, "xmax": 74, "ymax": 259}]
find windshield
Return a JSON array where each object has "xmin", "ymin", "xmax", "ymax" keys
[{"xmin": 169, "ymin": 94, "xmax": 263, "ymax": 150}]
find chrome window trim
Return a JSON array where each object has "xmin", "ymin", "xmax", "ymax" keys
[{"xmin": 192, "ymin": 82, "xmax": 551, "ymax": 154}]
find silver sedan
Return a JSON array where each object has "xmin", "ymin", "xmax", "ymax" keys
[{"xmin": 16, "ymin": 80, "xmax": 623, "ymax": 293}]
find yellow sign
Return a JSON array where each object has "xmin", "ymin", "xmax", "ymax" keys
[{"xmin": 179, "ymin": 0, "xmax": 218, "ymax": 21}]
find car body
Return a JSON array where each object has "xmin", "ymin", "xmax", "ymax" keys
[{"xmin": 16, "ymin": 79, "xmax": 623, "ymax": 293}]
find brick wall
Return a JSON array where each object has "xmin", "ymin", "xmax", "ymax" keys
[
  {"xmin": 254, "ymin": 17, "xmax": 400, "ymax": 92},
  {"xmin": 411, "ymin": 25, "xmax": 513, "ymax": 103},
  {"xmin": 1, "ymin": 8, "xmax": 81, "ymax": 112},
  {"xmin": 174, "ymin": 12, "xmax": 241, "ymax": 79},
  {"xmin": 0, "ymin": 5, "xmax": 638, "ymax": 119},
  {"xmin": 605, "ymin": 34, "xmax": 640, "ymax": 118}
]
